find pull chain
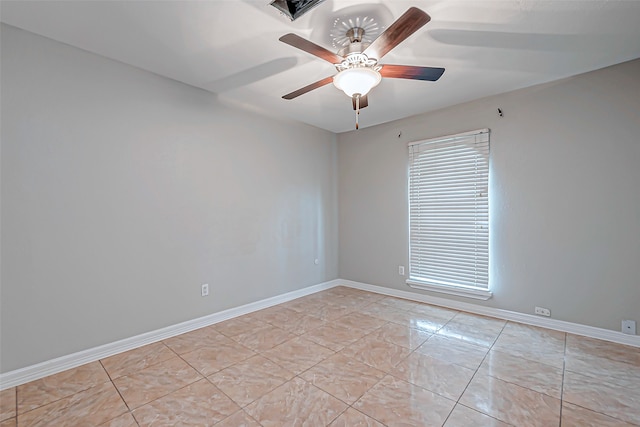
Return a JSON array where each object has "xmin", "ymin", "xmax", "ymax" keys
[{"xmin": 355, "ymin": 94, "xmax": 360, "ymax": 130}]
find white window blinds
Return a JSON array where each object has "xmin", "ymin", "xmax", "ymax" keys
[{"xmin": 407, "ymin": 129, "xmax": 490, "ymax": 299}]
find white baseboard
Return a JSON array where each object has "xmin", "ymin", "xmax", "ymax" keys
[
  {"xmin": 340, "ymin": 279, "xmax": 640, "ymax": 348},
  {"xmin": 0, "ymin": 279, "xmax": 341, "ymax": 390}
]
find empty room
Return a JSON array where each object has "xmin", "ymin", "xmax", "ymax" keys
[{"xmin": 1, "ymin": 1, "xmax": 639, "ymax": 426}]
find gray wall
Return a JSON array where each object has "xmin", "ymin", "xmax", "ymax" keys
[
  {"xmin": 338, "ymin": 58, "xmax": 640, "ymax": 333},
  {"xmin": 2, "ymin": 22, "xmax": 639, "ymax": 374},
  {"xmin": 1, "ymin": 25, "xmax": 338, "ymax": 372}
]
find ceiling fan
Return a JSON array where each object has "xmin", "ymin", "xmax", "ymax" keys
[{"xmin": 279, "ymin": 7, "xmax": 445, "ymax": 129}]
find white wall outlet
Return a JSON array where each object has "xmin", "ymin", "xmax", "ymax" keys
[
  {"xmin": 314, "ymin": 258, "xmax": 319, "ymax": 265},
  {"xmin": 534, "ymin": 306, "xmax": 551, "ymax": 317},
  {"xmin": 622, "ymin": 320, "xmax": 636, "ymax": 335},
  {"xmin": 398, "ymin": 265, "xmax": 405, "ymax": 276},
  {"xmin": 201, "ymin": 283, "xmax": 209, "ymax": 297}
]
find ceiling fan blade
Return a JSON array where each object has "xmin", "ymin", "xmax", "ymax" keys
[
  {"xmin": 352, "ymin": 95, "xmax": 368, "ymax": 110},
  {"xmin": 364, "ymin": 7, "xmax": 431, "ymax": 60},
  {"xmin": 282, "ymin": 75, "xmax": 334, "ymax": 100},
  {"xmin": 279, "ymin": 33, "xmax": 344, "ymax": 64},
  {"xmin": 380, "ymin": 64, "xmax": 445, "ymax": 81}
]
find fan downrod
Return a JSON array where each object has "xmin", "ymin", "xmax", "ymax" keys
[{"xmin": 346, "ymin": 27, "xmax": 365, "ymax": 43}]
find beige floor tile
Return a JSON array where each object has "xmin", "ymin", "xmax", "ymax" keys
[
  {"xmin": 245, "ymin": 377, "xmax": 347, "ymax": 427},
  {"xmin": 378, "ymin": 297, "xmax": 458, "ymax": 321},
  {"xmin": 231, "ymin": 324, "xmax": 296, "ymax": 352},
  {"xmin": 561, "ymin": 402, "xmax": 637, "ymax": 427},
  {"xmin": 214, "ymin": 317, "xmax": 267, "ymax": 337},
  {"xmin": 17, "ymin": 381, "xmax": 127, "ymax": 427},
  {"xmin": 355, "ymin": 291, "xmax": 387, "ymax": 304},
  {"xmin": 366, "ymin": 303, "xmax": 447, "ymax": 333},
  {"xmin": 330, "ymin": 311, "xmax": 387, "ymax": 333},
  {"xmin": 329, "ymin": 407, "xmax": 384, "ymax": 427},
  {"xmin": 283, "ymin": 298, "xmax": 325, "ymax": 314},
  {"xmin": 321, "ymin": 288, "xmax": 375, "ymax": 304},
  {"xmin": 392, "ymin": 352, "xmax": 475, "ymax": 400},
  {"xmin": 100, "ymin": 411, "xmax": 138, "ymax": 426},
  {"xmin": 491, "ymin": 330, "xmax": 565, "ymax": 368},
  {"xmin": 250, "ymin": 305, "xmax": 325, "ymax": 334},
  {"xmin": 563, "ymin": 370, "xmax": 640, "ymax": 425},
  {"xmin": 565, "ymin": 351, "xmax": 640, "ymax": 392},
  {"xmin": 208, "ymin": 355, "xmax": 294, "ymax": 407},
  {"xmin": 453, "ymin": 312, "xmax": 507, "ymax": 330},
  {"xmin": 101, "ymin": 341, "xmax": 175, "ymax": 379},
  {"xmin": 244, "ymin": 305, "xmax": 298, "ymax": 324},
  {"xmin": 17, "ymin": 361, "xmax": 110, "ymax": 413},
  {"xmin": 368, "ymin": 322, "xmax": 432, "ymax": 350},
  {"xmin": 405, "ymin": 303, "xmax": 459, "ymax": 321},
  {"xmin": 113, "ymin": 355, "xmax": 202, "ymax": 409},
  {"xmin": 310, "ymin": 304, "xmax": 357, "ymax": 321},
  {"xmin": 502, "ymin": 321, "xmax": 566, "ymax": 345},
  {"xmin": 437, "ymin": 315, "xmax": 504, "ymax": 348},
  {"xmin": 444, "ymin": 404, "xmax": 511, "ymax": 427},
  {"xmin": 132, "ymin": 379, "xmax": 238, "ymax": 426},
  {"xmin": 302, "ymin": 322, "xmax": 368, "ymax": 351},
  {"xmin": 566, "ymin": 334, "xmax": 640, "ymax": 366},
  {"xmin": 163, "ymin": 326, "xmax": 228, "ymax": 355},
  {"xmin": 331, "ymin": 295, "xmax": 377, "ymax": 309},
  {"xmin": 0, "ymin": 388, "xmax": 16, "ymax": 421},
  {"xmin": 262, "ymin": 336, "xmax": 335, "ymax": 374},
  {"xmin": 0, "ymin": 418, "xmax": 15, "ymax": 427},
  {"xmin": 460, "ymin": 374, "xmax": 560, "ymax": 427},
  {"xmin": 300, "ymin": 353, "xmax": 386, "ymax": 404},
  {"xmin": 330, "ymin": 286, "xmax": 373, "ymax": 297},
  {"xmin": 375, "ymin": 297, "xmax": 423, "ymax": 310},
  {"xmin": 279, "ymin": 313, "xmax": 326, "ymax": 335},
  {"xmin": 215, "ymin": 410, "xmax": 262, "ymax": 427},
  {"xmin": 416, "ymin": 334, "xmax": 489, "ymax": 369},
  {"xmin": 341, "ymin": 334, "xmax": 411, "ymax": 373},
  {"xmin": 301, "ymin": 291, "xmax": 340, "ymax": 301},
  {"xmin": 479, "ymin": 349, "xmax": 564, "ymax": 398},
  {"xmin": 179, "ymin": 337, "xmax": 256, "ymax": 376},
  {"xmin": 354, "ymin": 375, "xmax": 455, "ymax": 427}
]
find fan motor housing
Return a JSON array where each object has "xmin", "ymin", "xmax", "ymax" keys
[{"xmin": 338, "ymin": 42, "xmax": 369, "ymax": 57}]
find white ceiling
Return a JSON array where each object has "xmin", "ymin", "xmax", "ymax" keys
[{"xmin": 2, "ymin": 0, "xmax": 640, "ymax": 133}]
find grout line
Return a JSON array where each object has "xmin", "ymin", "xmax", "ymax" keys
[
  {"xmin": 201, "ymin": 374, "xmax": 245, "ymax": 412},
  {"xmin": 98, "ymin": 360, "xmax": 138, "ymax": 426},
  {"xmin": 455, "ymin": 403, "xmax": 517, "ymax": 426},
  {"xmin": 559, "ymin": 332, "xmax": 567, "ymax": 427},
  {"xmin": 440, "ymin": 319, "xmax": 508, "ymax": 426}
]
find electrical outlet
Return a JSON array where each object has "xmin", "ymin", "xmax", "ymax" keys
[
  {"xmin": 534, "ymin": 306, "xmax": 550, "ymax": 317},
  {"xmin": 314, "ymin": 258, "xmax": 319, "ymax": 265},
  {"xmin": 201, "ymin": 284, "xmax": 209, "ymax": 297},
  {"xmin": 622, "ymin": 320, "xmax": 636, "ymax": 335},
  {"xmin": 398, "ymin": 265, "xmax": 405, "ymax": 276}
]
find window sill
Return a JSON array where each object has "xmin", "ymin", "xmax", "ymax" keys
[{"xmin": 406, "ymin": 280, "xmax": 493, "ymax": 300}]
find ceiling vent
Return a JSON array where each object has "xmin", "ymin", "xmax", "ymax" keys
[{"xmin": 270, "ymin": 0, "xmax": 327, "ymax": 21}]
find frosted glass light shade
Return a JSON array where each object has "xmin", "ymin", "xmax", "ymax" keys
[{"xmin": 333, "ymin": 68, "xmax": 382, "ymax": 97}]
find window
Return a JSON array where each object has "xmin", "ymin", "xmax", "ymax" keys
[{"xmin": 407, "ymin": 129, "xmax": 491, "ymax": 300}]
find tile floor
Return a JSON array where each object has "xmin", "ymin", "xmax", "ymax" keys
[{"xmin": 2, "ymin": 286, "xmax": 639, "ymax": 426}]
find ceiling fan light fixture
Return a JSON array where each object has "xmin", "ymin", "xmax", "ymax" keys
[{"xmin": 333, "ymin": 67, "xmax": 381, "ymax": 97}]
